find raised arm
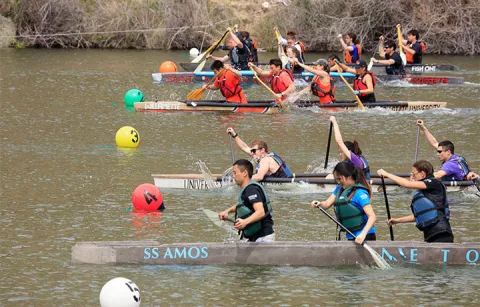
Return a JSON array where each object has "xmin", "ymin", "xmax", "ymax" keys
[
  {"xmin": 377, "ymin": 36, "xmax": 386, "ymax": 58},
  {"xmin": 337, "ymin": 34, "xmax": 353, "ymax": 51},
  {"xmin": 228, "ymin": 28, "xmax": 243, "ymax": 48},
  {"xmin": 227, "ymin": 128, "xmax": 251, "ymax": 155},
  {"xmin": 294, "ymin": 58, "xmax": 331, "ymax": 77},
  {"xmin": 336, "ymin": 61, "xmax": 356, "ymax": 74},
  {"xmin": 207, "ymin": 54, "xmax": 229, "ymax": 63},
  {"xmin": 330, "ymin": 116, "xmax": 352, "ymax": 160},
  {"xmin": 416, "ymin": 120, "xmax": 439, "ymax": 149},
  {"xmin": 377, "ymin": 169, "xmax": 428, "ymax": 189}
]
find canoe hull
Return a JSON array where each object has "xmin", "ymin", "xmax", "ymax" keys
[
  {"xmin": 152, "ymin": 72, "xmax": 464, "ymax": 85},
  {"xmin": 72, "ymin": 241, "xmax": 480, "ymax": 266}
]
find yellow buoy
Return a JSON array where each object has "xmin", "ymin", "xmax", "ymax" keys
[{"xmin": 115, "ymin": 126, "xmax": 140, "ymax": 148}]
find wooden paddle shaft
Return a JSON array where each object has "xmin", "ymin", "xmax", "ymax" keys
[
  {"xmin": 397, "ymin": 25, "xmax": 403, "ymax": 53},
  {"xmin": 334, "ymin": 63, "xmax": 365, "ymax": 109},
  {"xmin": 250, "ymin": 67, "xmax": 278, "ymax": 98}
]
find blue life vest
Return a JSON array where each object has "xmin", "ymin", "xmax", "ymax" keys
[
  {"xmin": 347, "ymin": 155, "xmax": 371, "ymax": 179},
  {"xmin": 410, "ymin": 179, "xmax": 449, "ymax": 231},
  {"xmin": 441, "ymin": 155, "xmax": 471, "ymax": 181},
  {"xmin": 256, "ymin": 152, "xmax": 293, "ymax": 178}
]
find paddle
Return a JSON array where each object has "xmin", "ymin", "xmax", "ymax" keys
[
  {"xmin": 324, "ymin": 122, "xmax": 333, "ymax": 169},
  {"xmin": 413, "ymin": 125, "xmax": 420, "ymax": 162},
  {"xmin": 229, "ymin": 135, "xmax": 235, "ymax": 164},
  {"xmin": 194, "ymin": 30, "xmax": 230, "ymax": 72},
  {"xmin": 187, "ymin": 68, "xmax": 224, "ymax": 100},
  {"xmin": 274, "ymin": 28, "xmax": 289, "ymax": 67},
  {"xmin": 334, "ymin": 60, "xmax": 365, "ymax": 110},
  {"xmin": 381, "ymin": 176, "xmax": 394, "ymax": 241},
  {"xmin": 368, "ymin": 40, "xmax": 381, "ymax": 71},
  {"xmin": 192, "ymin": 30, "xmax": 229, "ymax": 63},
  {"xmin": 397, "ymin": 25, "xmax": 407, "ymax": 66},
  {"xmin": 314, "ymin": 205, "xmax": 391, "ymax": 269},
  {"xmin": 203, "ymin": 209, "xmax": 237, "ymax": 235},
  {"xmin": 249, "ymin": 67, "xmax": 284, "ymax": 107}
]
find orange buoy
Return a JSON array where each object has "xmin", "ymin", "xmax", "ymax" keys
[{"xmin": 159, "ymin": 61, "xmax": 178, "ymax": 73}]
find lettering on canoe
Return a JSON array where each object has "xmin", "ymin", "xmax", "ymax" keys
[
  {"xmin": 183, "ymin": 179, "xmax": 222, "ymax": 189},
  {"xmin": 144, "ymin": 247, "xmax": 209, "ymax": 260},
  {"xmin": 408, "ymin": 77, "xmax": 448, "ymax": 84},
  {"xmin": 381, "ymin": 248, "xmax": 479, "ymax": 264},
  {"xmin": 388, "ymin": 104, "xmax": 442, "ymax": 111},
  {"xmin": 410, "ymin": 65, "xmax": 437, "ymax": 72},
  {"xmin": 145, "ymin": 103, "xmax": 180, "ymax": 110},
  {"xmin": 164, "ymin": 75, "xmax": 194, "ymax": 83}
]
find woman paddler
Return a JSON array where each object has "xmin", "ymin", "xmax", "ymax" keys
[
  {"xmin": 377, "ymin": 160, "xmax": 454, "ymax": 243},
  {"xmin": 336, "ymin": 59, "xmax": 376, "ymax": 103},
  {"xmin": 311, "ymin": 161, "xmax": 377, "ymax": 244},
  {"xmin": 330, "ymin": 116, "xmax": 371, "ymax": 179},
  {"xmin": 281, "ymin": 46, "xmax": 304, "ymax": 74},
  {"xmin": 292, "ymin": 58, "xmax": 336, "ymax": 105}
]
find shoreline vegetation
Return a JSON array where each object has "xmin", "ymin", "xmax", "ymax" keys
[{"xmin": 1, "ymin": 0, "xmax": 479, "ymax": 55}]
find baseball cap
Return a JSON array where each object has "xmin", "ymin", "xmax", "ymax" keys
[
  {"xmin": 354, "ymin": 60, "xmax": 367, "ymax": 68},
  {"xmin": 314, "ymin": 59, "xmax": 329, "ymax": 66}
]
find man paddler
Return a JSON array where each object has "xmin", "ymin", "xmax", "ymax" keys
[
  {"xmin": 336, "ymin": 59, "xmax": 376, "ymax": 103},
  {"xmin": 372, "ymin": 36, "xmax": 406, "ymax": 75},
  {"xmin": 248, "ymin": 59, "xmax": 296, "ymax": 102},
  {"xmin": 416, "ymin": 120, "xmax": 478, "ymax": 181},
  {"xmin": 398, "ymin": 25, "xmax": 424, "ymax": 64},
  {"xmin": 291, "ymin": 58, "xmax": 336, "ymax": 105},
  {"xmin": 227, "ymin": 127, "xmax": 293, "ymax": 180},
  {"xmin": 218, "ymin": 159, "xmax": 275, "ymax": 242},
  {"xmin": 207, "ymin": 27, "xmax": 250, "ymax": 71},
  {"xmin": 337, "ymin": 33, "xmax": 362, "ymax": 64},
  {"xmin": 202, "ymin": 60, "xmax": 247, "ymax": 104}
]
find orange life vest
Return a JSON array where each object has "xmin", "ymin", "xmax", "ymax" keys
[
  {"xmin": 215, "ymin": 70, "xmax": 247, "ymax": 104},
  {"xmin": 311, "ymin": 75, "xmax": 336, "ymax": 104},
  {"xmin": 344, "ymin": 43, "xmax": 362, "ymax": 64},
  {"xmin": 294, "ymin": 41, "xmax": 306, "ymax": 62},
  {"xmin": 406, "ymin": 41, "xmax": 426, "ymax": 64},
  {"xmin": 271, "ymin": 70, "xmax": 294, "ymax": 100}
]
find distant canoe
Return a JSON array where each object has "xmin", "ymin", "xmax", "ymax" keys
[
  {"xmin": 151, "ymin": 173, "xmax": 476, "ymax": 193},
  {"xmin": 178, "ymin": 62, "xmax": 460, "ymax": 74},
  {"xmin": 152, "ymin": 71, "xmax": 464, "ymax": 85},
  {"xmin": 72, "ymin": 241, "xmax": 480, "ymax": 266},
  {"xmin": 134, "ymin": 100, "xmax": 448, "ymax": 113}
]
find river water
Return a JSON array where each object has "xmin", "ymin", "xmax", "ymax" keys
[{"xmin": 1, "ymin": 48, "xmax": 479, "ymax": 306}]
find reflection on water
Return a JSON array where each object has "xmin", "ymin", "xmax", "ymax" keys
[{"xmin": 0, "ymin": 48, "xmax": 479, "ymax": 305}]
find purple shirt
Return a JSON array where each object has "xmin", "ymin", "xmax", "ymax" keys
[
  {"xmin": 349, "ymin": 152, "xmax": 364, "ymax": 169},
  {"xmin": 441, "ymin": 155, "xmax": 465, "ymax": 180}
]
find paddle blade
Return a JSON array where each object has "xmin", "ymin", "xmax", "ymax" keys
[
  {"xmin": 280, "ymin": 54, "xmax": 289, "ymax": 67},
  {"xmin": 191, "ymin": 43, "xmax": 215, "ymax": 63},
  {"xmin": 187, "ymin": 88, "xmax": 205, "ymax": 100},
  {"xmin": 367, "ymin": 58, "xmax": 374, "ymax": 71},
  {"xmin": 203, "ymin": 209, "xmax": 236, "ymax": 234},
  {"xmin": 363, "ymin": 243, "xmax": 391, "ymax": 270},
  {"xmin": 194, "ymin": 60, "xmax": 207, "ymax": 73},
  {"xmin": 400, "ymin": 52, "xmax": 407, "ymax": 66}
]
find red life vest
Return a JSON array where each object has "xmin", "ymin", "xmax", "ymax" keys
[
  {"xmin": 271, "ymin": 70, "xmax": 294, "ymax": 99},
  {"xmin": 353, "ymin": 72, "xmax": 376, "ymax": 95},
  {"xmin": 311, "ymin": 75, "xmax": 336, "ymax": 104},
  {"xmin": 215, "ymin": 70, "xmax": 247, "ymax": 104}
]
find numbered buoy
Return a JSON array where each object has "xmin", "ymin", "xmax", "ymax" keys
[
  {"xmin": 99, "ymin": 277, "xmax": 141, "ymax": 307},
  {"xmin": 115, "ymin": 126, "xmax": 140, "ymax": 148},
  {"xmin": 189, "ymin": 48, "xmax": 199, "ymax": 56},
  {"xmin": 159, "ymin": 61, "xmax": 177, "ymax": 73},
  {"xmin": 132, "ymin": 183, "xmax": 164, "ymax": 212},
  {"xmin": 123, "ymin": 89, "xmax": 144, "ymax": 107}
]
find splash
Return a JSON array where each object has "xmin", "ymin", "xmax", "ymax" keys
[{"xmin": 196, "ymin": 160, "xmax": 217, "ymax": 189}]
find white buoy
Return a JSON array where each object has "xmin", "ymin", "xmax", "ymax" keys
[
  {"xmin": 99, "ymin": 277, "xmax": 141, "ymax": 307},
  {"xmin": 189, "ymin": 48, "xmax": 199, "ymax": 56}
]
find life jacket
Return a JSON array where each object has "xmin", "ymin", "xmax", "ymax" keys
[
  {"xmin": 347, "ymin": 155, "xmax": 371, "ymax": 179},
  {"xmin": 228, "ymin": 45, "xmax": 251, "ymax": 71},
  {"xmin": 285, "ymin": 58, "xmax": 304, "ymax": 74},
  {"xmin": 334, "ymin": 183, "xmax": 369, "ymax": 232},
  {"xmin": 235, "ymin": 181, "xmax": 272, "ymax": 238},
  {"xmin": 271, "ymin": 70, "xmax": 294, "ymax": 98},
  {"xmin": 385, "ymin": 52, "xmax": 406, "ymax": 75},
  {"xmin": 353, "ymin": 72, "xmax": 376, "ymax": 103},
  {"xmin": 344, "ymin": 44, "xmax": 361, "ymax": 63},
  {"xmin": 294, "ymin": 41, "xmax": 306, "ymax": 62},
  {"xmin": 406, "ymin": 41, "xmax": 426, "ymax": 64},
  {"xmin": 244, "ymin": 38, "xmax": 258, "ymax": 63},
  {"xmin": 410, "ymin": 179, "xmax": 449, "ymax": 231},
  {"xmin": 311, "ymin": 75, "xmax": 336, "ymax": 104},
  {"xmin": 269, "ymin": 152, "xmax": 293, "ymax": 178},
  {"xmin": 441, "ymin": 155, "xmax": 471, "ymax": 181},
  {"xmin": 215, "ymin": 70, "xmax": 245, "ymax": 102}
]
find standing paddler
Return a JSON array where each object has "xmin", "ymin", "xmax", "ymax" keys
[{"xmin": 218, "ymin": 159, "xmax": 275, "ymax": 242}]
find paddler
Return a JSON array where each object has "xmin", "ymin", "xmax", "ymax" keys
[
  {"xmin": 291, "ymin": 58, "xmax": 336, "ymax": 105},
  {"xmin": 337, "ymin": 33, "xmax": 362, "ymax": 64},
  {"xmin": 416, "ymin": 120, "xmax": 478, "ymax": 181},
  {"xmin": 330, "ymin": 116, "xmax": 371, "ymax": 179},
  {"xmin": 202, "ymin": 60, "xmax": 247, "ymax": 104},
  {"xmin": 282, "ymin": 46, "xmax": 304, "ymax": 74},
  {"xmin": 398, "ymin": 25, "xmax": 424, "ymax": 64},
  {"xmin": 227, "ymin": 127, "xmax": 293, "ymax": 180},
  {"xmin": 207, "ymin": 27, "xmax": 250, "ymax": 70},
  {"xmin": 371, "ymin": 37, "xmax": 406, "ymax": 75},
  {"xmin": 273, "ymin": 27, "xmax": 306, "ymax": 62},
  {"xmin": 218, "ymin": 159, "xmax": 275, "ymax": 242},
  {"xmin": 248, "ymin": 59, "xmax": 296, "ymax": 102},
  {"xmin": 311, "ymin": 161, "xmax": 377, "ymax": 244},
  {"xmin": 378, "ymin": 160, "xmax": 454, "ymax": 243},
  {"xmin": 336, "ymin": 59, "xmax": 376, "ymax": 103}
]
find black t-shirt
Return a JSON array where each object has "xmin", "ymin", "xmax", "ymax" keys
[
  {"xmin": 419, "ymin": 177, "xmax": 453, "ymax": 241},
  {"xmin": 409, "ymin": 42, "xmax": 423, "ymax": 64},
  {"xmin": 239, "ymin": 184, "xmax": 274, "ymax": 241},
  {"xmin": 385, "ymin": 52, "xmax": 405, "ymax": 75},
  {"xmin": 228, "ymin": 43, "xmax": 250, "ymax": 70}
]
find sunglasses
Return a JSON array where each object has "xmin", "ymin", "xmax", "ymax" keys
[
  {"xmin": 250, "ymin": 148, "xmax": 260, "ymax": 154},
  {"xmin": 436, "ymin": 150, "xmax": 445, "ymax": 154}
]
